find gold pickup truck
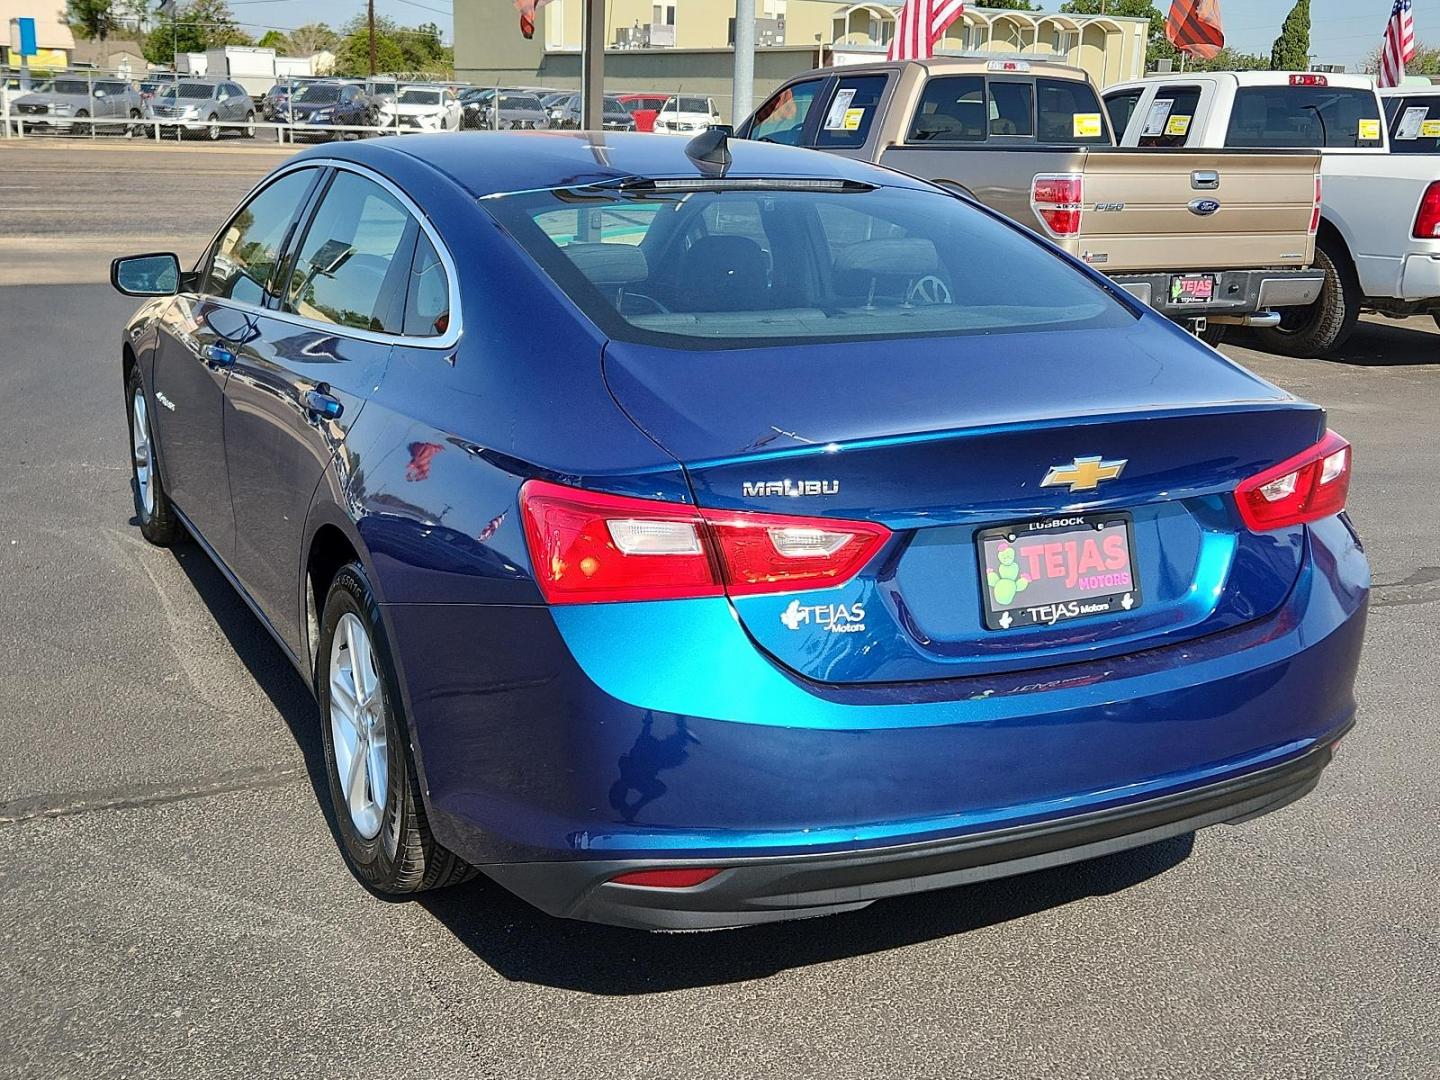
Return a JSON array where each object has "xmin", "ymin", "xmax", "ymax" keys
[{"xmin": 738, "ymin": 57, "xmax": 1325, "ymax": 340}]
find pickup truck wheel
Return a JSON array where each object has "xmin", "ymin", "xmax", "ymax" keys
[
  {"xmin": 1252, "ymin": 239, "xmax": 1359, "ymax": 358},
  {"xmin": 1199, "ymin": 324, "xmax": 1227, "ymax": 347}
]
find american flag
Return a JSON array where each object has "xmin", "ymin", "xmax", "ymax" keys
[
  {"xmin": 887, "ymin": 0, "xmax": 967, "ymax": 62},
  {"xmin": 1379, "ymin": 0, "xmax": 1417, "ymax": 89}
]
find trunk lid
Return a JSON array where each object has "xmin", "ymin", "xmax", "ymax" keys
[{"xmin": 602, "ymin": 320, "xmax": 1324, "ymax": 683}]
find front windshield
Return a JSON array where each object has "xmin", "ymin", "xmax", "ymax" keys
[
  {"xmin": 296, "ymin": 85, "xmax": 341, "ymax": 104},
  {"xmin": 160, "ymin": 83, "xmax": 216, "ymax": 100},
  {"xmin": 666, "ymin": 96, "xmax": 710, "ymax": 113},
  {"xmin": 52, "ymin": 80, "xmax": 89, "ymax": 95},
  {"xmin": 399, "ymin": 89, "xmax": 441, "ymax": 105},
  {"xmin": 485, "ymin": 183, "xmax": 1135, "ymax": 349}
]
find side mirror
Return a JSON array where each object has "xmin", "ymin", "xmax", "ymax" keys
[
  {"xmin": 94, "ymin": 89, "xmax": 107, "ymax": 98},
  {"xmin": 111, "ymin": 252, "xmax": 182, "ymax": 297}
]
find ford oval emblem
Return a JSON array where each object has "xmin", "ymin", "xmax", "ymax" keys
[{"xmin": 1189, "ymin": 198, "xmax": 1222, "ymax": 217}]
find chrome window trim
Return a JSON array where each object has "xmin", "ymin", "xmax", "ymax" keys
[{"xmin": 192, "ymin": 157, "xmax": 464, "ymax": 350}]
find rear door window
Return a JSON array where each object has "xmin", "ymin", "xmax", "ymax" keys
[
  {"xmin": 204, "ymin": 168, "xmax": 317, "ymax": 305},
  {"xmin": 1225, "ymin": 86, "xmax": 1384, "ymax": 148},
  {"xmin": 814, "ymin": 74, "xmax": 889, "ymax": 149},
  {"xmin": 1138, "ymin": 85, "xmax": 1201, "ymax": 148},
  {"xmin": 284, "ymin": 171, "xmax": 415, "ymax": 333},
  {"xmin": 746, "ymin": 78, "xmax": 824, "ymax": 145},
  {"xmin": 1387, "ymin": 95, "xmax": 1440, "ymax": 153},
  {"xmin": 1037, "ymin": 76, "xmax": 1109, "ymax": 143},
  {"xmin": 1104, "ymin": 88, "xmax": 1143, "ymax": 140},
  {"xmin": 403, "ymin": 233, "xmax": 451, "ymax": 337},
  {"xmin": 907, "ymin": 75, "xmax": 986, "ymax": 143}
]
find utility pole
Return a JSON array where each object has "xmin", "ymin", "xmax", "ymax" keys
[
  {"xmin": 732, "ymin": 0, "xmax": 755, "ymax": 126},
  {"xmin": 580, "ymin": 0, "xmax": 604, "ymax": 129},
  {"xmin": 368, "ymin": 0, "xmax": 378, "ymax": 76}
]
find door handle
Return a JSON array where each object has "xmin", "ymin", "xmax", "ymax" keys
[
  {"xmin": 304, "ymin": 388, "xmax": 344, "ymax": 421},
  {"xmin": 202, "ymin": 343, "xmax": 235, "ymax": 367},
  {"xmin": 1191, "ymin": 170, "xmax": 1220, "ymax": 190}
]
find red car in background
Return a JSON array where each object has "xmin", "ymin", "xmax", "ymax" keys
[{"xmin": 617, "ymin": 93, "xmax": 667, "ymax": 132}]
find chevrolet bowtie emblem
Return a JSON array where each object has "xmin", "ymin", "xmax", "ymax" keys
[{"xmin": 1040, "ymin": 456, "xmax": 1128, "ymax": 492}]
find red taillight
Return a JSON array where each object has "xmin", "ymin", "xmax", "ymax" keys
[
  {"xmin": 610, "ymin": 867, "xmax": 722, "ymax": 888},
  {"xmin": 1289, "ymin": 73, "xmax": 1328, "ymax": 87},
  {"xmin": 1413, "ymin": 181, "xmax": 1440, "ymax": 240},
  {"xmin": 1310, "ymin": 174, "xmax": 1323, "ymax": 234},
  {"xmin": 519, "ymin": 479, "xmax": 891, "ymax": 604},
  {"xmin": 1031, "ymin": 173, "xmax": 1083, "ymax": 237},
  {"xmin": 1235, "ymin": 431, "xmax": 1351, "ymax": 532}
]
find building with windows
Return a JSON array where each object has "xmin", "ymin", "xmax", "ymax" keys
[{"xmin": 454, "ymin": 1, "xmax": 1148, "ymax": 122}]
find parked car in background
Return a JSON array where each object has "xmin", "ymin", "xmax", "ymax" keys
[
  {"xmin": 138, "ymin": 74, "xmax": 184, "ymax": 108},
  {"xmin": 547, "ymin": 93, "xmax": 635, "ymax": 131},
  {"xmin": 653, "ymin": 94, "xmax": 721, "ymax": 134},
  {"xmin": 741, "ymin": 58, "xmax": 1327, "ymax": 344},
  {"xmin": 288, "ymin": 81, "xmax": 374, "ymax": 140},
  {"xmin": 261, "ymin": 78, "xmax": 321, "ymax": 121},
  {"xmin": 459, "ymin": 88, "xmax": 549, "ymax": 130},
  {"xmin": 617, "ymin": 92, "xmax": 668, "ymax": 132},
  {"xmin": 110, "ymin": 132, "xmax": 1366, "ymax": 930},
  {"xmin": 9, "ymin": 75, "xmax": 143, "ymax": 136},
  {"xmin": 147, "ymin": 79, "xmax": 255, "ymax": 140},
  {"xmin": 380, "ymin": 85, "xmax": 463, "ymax": 132},
  {"xmin": 1105, "ymin": 71, "xmax": 1440, "ymax": 353}
]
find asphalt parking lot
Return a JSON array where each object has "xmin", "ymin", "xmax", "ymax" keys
[{"xmin": 1, "ymin": 140, "xmax": 1437, "ymax": 1080}]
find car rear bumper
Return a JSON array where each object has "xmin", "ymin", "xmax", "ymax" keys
[
  {"xmin": 1110, "ymin": 268, "xmax": 1325, "ymax": 317},
  {"xmin": 381, "ymin": 516, "xmax": 1368, "ymax": 929},
  {"xmin": 485, "ymin": 730, "xmax": 1346, "ymax": 930}
]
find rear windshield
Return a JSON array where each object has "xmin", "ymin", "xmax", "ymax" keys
[
  {"xmin": 1225, "ymin": 86, "xmax": 1383, "ymax": 148},
  {"xmin": 908, "ymin": 76, "xmax": 1109, "ymax": 144},
  {"xmin": 296, "ymin": 85, "xmax": 341, "ymax": 103},
  {"xmin": 485, "ymin": 184, "xmax": 1134, "ymax": 349},
  {"xmin": 1386, "ymin": 95, "xmax": 1440, "ymax": 153}
]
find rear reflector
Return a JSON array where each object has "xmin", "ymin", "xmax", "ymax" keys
[
  {"xmin": 1311, "ymin": 175, "xmax": 1323, "ymax": 234},
  {"xmin": 1235, "ymin": 430, "xmax": 1351, "ymax": 531},
  {"xmin": 610, "ymin": 867, "xmax": 722, "ymax": 889},
  {"xmin": 1289, "ymin": 73, "xmax": 1328, "ymax": 87},
  {"xmin": 1413, "ymin": 181, "xmax": 1440, "ymax": 240},
  {"xmin": 1032, "ymin": 173, "xmax": 1083, "ymax": 237},
  {"xmin": 519, "ymin": 479, "xmax": 891, "ymax": 604}
]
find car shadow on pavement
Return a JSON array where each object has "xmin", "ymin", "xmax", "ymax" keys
[
  {"xmin": 159, "ymin": 526, "xmax": 1196, "ymax": 995},
  {"xmin": 1234, "ymin": 318, "xmax": 1440, "ymax": 367},
  {"xmin": 418, "ymin": 835, "xmax": 1195, "ymax": 995}
]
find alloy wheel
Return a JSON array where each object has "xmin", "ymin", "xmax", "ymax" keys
[
  {"xmin": 328, "ymin": 612, "xmax": 389, "ymax": 840},
  {"xmin": 130, "ymin": 387, "xmax": 154, "ymax": 518}
]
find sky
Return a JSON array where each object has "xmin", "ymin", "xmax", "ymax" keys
[{"xmin": 221, "ymin": 1, "xmax": 1440, "ymax": 71}]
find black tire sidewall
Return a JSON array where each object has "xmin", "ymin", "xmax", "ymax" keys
[
  {"xmin": 316, "ymin": 563, "xmax": 416, "ymax": 891},
  {"xmin": 1253, "ymin": 239, "xmax": 1360, "ymax": 358}
]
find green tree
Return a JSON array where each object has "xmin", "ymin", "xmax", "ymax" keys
[
  {"xmin": 143, "ymin": 0, "xmax": 252, "ymax": 65},
  {"xmin": 67, "ymin": 0, "xmax": 118, "ymax": 41},
  {"xmin": 257, "ymin": 29, "xmax": 291, "ymax": 52},
  {"xmin": 972, "ymin": 0, "xmax": 1037, "ymax": 9},
  {"xmin": 1270, "ymin": 0, "xmax": 1311, "ymax": 71},
  {"xmin": 1192, "ymin": 47, "xmax": 1270, "ymax": 72},
  {"xmin": 288, "ymin": 22, "xmax": 339, "ymax": 56},
  {"xmin": 1060, "ymin": 1, "xmax": 1180, "ymax": 68},
  {"xmin": 335, "ymin": 14, "xmax": 450, "ymax": 76}
]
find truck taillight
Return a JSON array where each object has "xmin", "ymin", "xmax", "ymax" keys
[
  {"xmin": 1234, "ymin": 431, "xmax": 1351, "ymax": 532},
  {"xmin": 519, "ymin": 480, "xmax": 891, "ymax": 604},
  {"xmin": 1311, "ymin": 175, "xmax": 1323, "ymax": 234},
  {"xmin": 1032, "ymin": 173, "xmax": 1083, "ymax": 237},
  {"xmin": 1289, "ymin": 73, "xmax": 1328, "ymax": 87},
  {"xmin": 1413, "ymin": 181, "xmax": 1440, "ymax": 239}
]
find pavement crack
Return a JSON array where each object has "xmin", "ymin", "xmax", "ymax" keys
[
  {"xmin": 1371, "ymin": 566, "xmax": 1440, "ymax": 609},
  {"xmin": 0, "ymin": 763, "xmax": 307, "ymax": 825}
]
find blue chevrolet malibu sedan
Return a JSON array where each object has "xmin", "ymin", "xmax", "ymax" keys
[{"xmin": 111, "ymin": 132, "xmax": 1368, "ymax": 930}]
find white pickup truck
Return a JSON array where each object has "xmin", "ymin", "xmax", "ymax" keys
[{"xmin": 1103, "ymin": 71, "xmax": 1440, "ymax": 355}]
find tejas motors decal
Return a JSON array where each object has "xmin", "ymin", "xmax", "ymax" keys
[{"xmin": 741, "ymin": 479, "xmax": 839, "ymax": 498}]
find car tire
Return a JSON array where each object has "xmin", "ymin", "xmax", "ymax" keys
[
  {"xmin": 1252, "ymin": 237, "xmax": 1360, "ymax": 358},
  {"xmin": 205, "ymin": 113, "xmax": 221, "ymax": 141},
  {"xmin": 1199, "ymin": 323, "xmax": 1227, "ymax": 348},
  {"xmin": 316, "ymin": 563, "xmax": 477, "ymax": 895},
  {"xmin": 73, "ymin": 108, "xmax": 90, "ymax": 136},
  {"xmin": 243, "ymin": 110, "xmax": 255, "ymax": 138},
  {"xmin": 126, "ymin": 367, "xmax": 182, "ymax": 547},
  {"xmin": 127, "ymin": 108, "xmax": 142, "ymax": 137}
]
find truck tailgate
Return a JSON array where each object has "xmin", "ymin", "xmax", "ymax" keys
[{"xmin": 1067, "ymin": 150, "xmax": 1320, "ymax": 273}]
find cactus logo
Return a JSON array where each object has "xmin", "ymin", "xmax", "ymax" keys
[{"xmin": 986, "ymin": 543, "xmax": 1031, "ymax": 606}]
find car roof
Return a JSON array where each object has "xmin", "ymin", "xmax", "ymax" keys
[
  {"xmin": 294, "ymin": 131, "xmax": 936, "ymax": 199},
  {"xmin": 1112, "ymin": 71, "xmax": 1376, "ymax": 93}
]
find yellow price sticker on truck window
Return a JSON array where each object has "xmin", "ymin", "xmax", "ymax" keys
[
  {"xmin": 842, "ymin": 107, "xmax": 865, "ymax": 131},
  {"xmin": 1165, "ymin": 114, "xmax": 1193, "ymax": 137},
  {"xmin": 1358, "ymin": 119, "xmax": 1381, "ymax": 141},
  {"xmin": 1073, "ymin": 112, "xmax": 1103, "ymax": 138},
  {"xmin": 1423, "ymin": 120, "xmax": 1440, "ymax": 138}
]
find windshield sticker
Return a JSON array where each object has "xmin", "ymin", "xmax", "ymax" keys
[
  {"xmin": 1396, "ymin": 106, "xmax": 1430, "ymax": 140},
  {"xmin": 1073, "ymin": 112, "xmax": 1103, "ymax": 138},
  {"xmin": 823, "ymin": 88, "xmax": 858, "ymax": 130},
  {"xmin": 1165, "ymin": 114, "xmax": 1193, "ymax": 137},
  {"xmin": 1424, "ymin": 120, "xmax": 1440, "ymax": 138},
  {"xmin": 1358, "ymin": 118, "xmax": 1381, "ymax": 141},
  {"xmin": 1141, "ymin": 98, "xmax": 1174, "ymax": 136},
  {"xmin": 842, "ymin": 107, "xmax": 865, "ymax": 131}
]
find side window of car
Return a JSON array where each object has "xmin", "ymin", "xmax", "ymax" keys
[
  {"xmin": 1104, "ymin": 88, "xmax": 1143, "ymax": 140},
  {"xmin": 284, "ymin": 171, "xmax": 413, "ymax": 333},
  {"xmin": 907, "ymin": 75, "xmax": 986, "ymax": 143},
  {"xmin": 1137, "ymin": 85, "xmax": 1200, "ymax": 148},
  {"xmin": 746, "ymin": 79, "xmax": 824, "ymax": 145},
  {"xmin": 814, "ymin": 74, "xmax": 889, "ymax": 149},
  {"xmin": 404, "ymin": 233, "xmax": 451, "ymax": 337},
  {"xmin": 203, "ymin": 168, "xmax": 316, "ymax": 306}
]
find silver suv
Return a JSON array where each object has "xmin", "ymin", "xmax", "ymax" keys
[
  {"xmin": 8, "ymin": 75, "xmax": 144, "ymax": 136},
  {"xmin": 146, "ymin": 79, "xmax": 256, "ymax": 140}
]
